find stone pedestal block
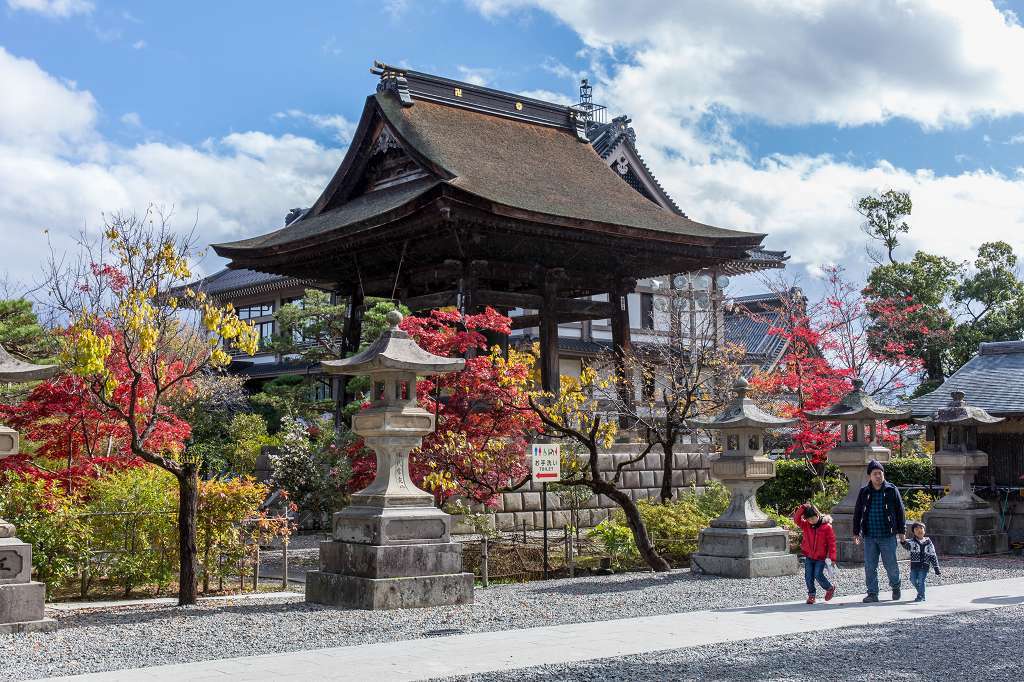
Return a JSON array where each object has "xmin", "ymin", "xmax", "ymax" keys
[
  {"xmin": 306, "ymin": 571, "xmax": 473, "ymax": 610},
  {"xmin": 691, "ymin": 527, "xmax": 798, "ymax": 578},
  {"xmin": 0, "ymin": 581, "xmax": 55, "ymax": 634},
  {"xmin": 830, "ymin": 513, "xmax": 863, "ymax": 563},
  {"xmin": 924, "ymin": 507, "xmax": 1008, "ymax": 556}
]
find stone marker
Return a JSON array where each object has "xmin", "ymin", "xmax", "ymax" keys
[
  {"xmin": 916, "ymin": 391, "xmax": 1009, "ymax": 555},
  {"xmin": 0, "ymin": 344, "xmax": 58, "ymax": 633},
  {"xmin": 689, "ymin": 377, "xmax": 799, "ymax": 578},
  {"xmin": 806, "ymin": 378, "xmax": 910, "ymax": 563},
  {"xmin": 306, "ymin": 311, "xmax": 474, "ymax": 609}
]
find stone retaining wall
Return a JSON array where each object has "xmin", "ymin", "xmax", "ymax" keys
[{"xmin": 484, "ymin": 442, "xmax": 713, "ymax": 531}]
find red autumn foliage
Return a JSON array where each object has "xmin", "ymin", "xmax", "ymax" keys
[
  {"xmin": 0, "ymin": 331, "xmax": 192, "ymax": 491},
  {"xmin": 749, "ymin": 268, "xmax": 925, "ymax": 463},
  {"xmin": 348, "ymin": 307, "xmax": 539, "ymax": 506}
]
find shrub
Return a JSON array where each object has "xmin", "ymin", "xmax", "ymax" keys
[
  {"xmin": 588, "ymin": 483, "xmax": 731, "ymax": 567},
  {"xmin": 197, "ymin": 476, "xmax": 273, "ymax": 589},
  {"xmin": 884, "ymin": 457, "xmax": 937, "ymax": 487},
  {"xmin": 84, "ymin": 467, "xmax": 178, "ymax": 596},
  {"xmin": 225, "ymin": 413, "xmax": 275, "ymax": 474},
  {"xmin": 757, "ymin": 459, "xmax": 846, "ymax": 513},
  {"xmin": 271, "ymin": 415, "xmax": 351, "ymax": 522},
  {"xmin": 0, "ymin": 473, "xmax": 90, "ymax": 596},
  {"xmin": 903, "ymin": 489, "xmax": 935, "ymax": 521}
]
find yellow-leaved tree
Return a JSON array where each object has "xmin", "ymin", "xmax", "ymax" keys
[
  {"xmin": 527, "ymin": 366, "xmax": 670, "ymax": 572},
  {"xmin": 45, "ymin": 209, "xmax": 258, "ymax": 605}
]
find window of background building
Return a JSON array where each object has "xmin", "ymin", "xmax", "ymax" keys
[
  {"xmin": 640, "ymin": 292, "xmax": 654, "ymax": 330},
  {"xmin": 237, "ymin": 302, "xmax": 274, "ymax": 320}
]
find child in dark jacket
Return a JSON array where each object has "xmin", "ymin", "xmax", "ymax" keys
[
  {"xmin": 793, "ymin": 503, "xmax": 837, "ymax": 604},
  {"xmin": 901, "ymin": 522, "xmax": 941, "ymax": 602}
]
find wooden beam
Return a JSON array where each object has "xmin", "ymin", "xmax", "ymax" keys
[{"xmin": 403, "ymin": 290, "xmax": 458, "ymax": 311}]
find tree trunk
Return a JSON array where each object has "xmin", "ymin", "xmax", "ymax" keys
[
  {"xmin": 660, "ymin": 443, "xmax": 674, "ymax": 504},
  {"xmin": 594, "ymin": 479, "xmax": 670, "ymax": 572},
  {"xmin": 176, "ymin": 465, "xmax": 200, "ymax": 606}
]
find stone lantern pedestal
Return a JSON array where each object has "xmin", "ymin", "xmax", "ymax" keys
[
  {"xmin": 690, "ymin": 378, "xmax": 799, "ymax": 578},
  {"xmin": 807, "ymin": 378, "xmax": 909, "ymax": 563},
  {"xmin": 0, "ymin": 346, "xmax": 57, "ymax": 633},
  {"xmin": 305, "ymin": 312, "xmax": 474, "ymax": 609},
  {"xmin": 918, "ymin": 391, "xmax": 1008, "ymax": 555}
]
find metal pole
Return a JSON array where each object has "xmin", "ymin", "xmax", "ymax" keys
[
  {"xmin": 522, "ymin": 520, "xmax": 527, "ymax": 544},
  {"xmin": 482, "ymin": 536, "xmax": 489, "ymax": 588},
  {"xmin": 542, "ymin": 482, "xmax": 549, "ymax": 579},
  {"xmin": 566, "ymin": 524, "xmax": 575, "ymax": 578},
  {"xmin": 281, "ymin": 536, "xmax": 289, "ymax": 590},
  {"xmin": 253, "ymin": 544, "xmax": 260, "ymax": 591}
]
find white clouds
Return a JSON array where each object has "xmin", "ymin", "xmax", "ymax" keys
[
  {"xmin": 272, "ymin": 109, "xmax": 357, "ymax": 144},
  {"xmin": 6, "ymin": 0, "xmax": 93, "ymax": 18},
  {"xmin": 120, "ymin": 112, "xmax": 142, "ymax": 127},
  {"xmin": 456, "ymin": 65, "xmax": 495, "ymax": 86},
  {"xmin": 0, "ymin": 47, "xmax": 97, "ymax": 153},
  {"xmin": 471, "ymin": 0, "xmax": 1024, "ymax": 131},
  {"xmin": 0, "ymin": 51, "xmax": 344, "ymax": 290},
  {"xmin": 517, "ymin": 89, "xmax": 573, "ymax": 105},
  {"xmin": 131, "ymin": 40, "xmax": 146, "ymax": 50}
]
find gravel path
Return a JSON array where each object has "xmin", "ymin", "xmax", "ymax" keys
[
  {"xmin": 437, "ymin": 603, "xmax": 1024, "ymax": 681},
  {"xmin": 5, "ymin": 556, "xmax": 1023, "ymax": 680}
]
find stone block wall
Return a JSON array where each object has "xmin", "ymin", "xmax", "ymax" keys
[{"xmin": 482, "ymin": 442, "xmax": 712, "ymax": 532}]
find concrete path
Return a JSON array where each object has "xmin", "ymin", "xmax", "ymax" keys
[{"xmin": 46, "ymin": 577, "xmax": 1024, "ymax": 682}]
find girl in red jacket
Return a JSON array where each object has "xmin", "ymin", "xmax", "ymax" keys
[{"xmin": 793, "ymin": 503, "xmax": 837, "ymax": 604}]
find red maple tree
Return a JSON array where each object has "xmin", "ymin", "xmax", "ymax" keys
[
  {"xmin": 0, "ymin": 331, "xmax": 192, "ymax": 492},
  {"xmin": 749, "ymin": 268, "xmax": 925, "ymax": 463},
  {"xmin": 348, "ymin": 307, "xmax": 539, "ymax": 506}
]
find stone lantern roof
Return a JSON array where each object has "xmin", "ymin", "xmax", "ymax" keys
[
  {"xmin": 915, "ymin": 390, "xmax": 1003, "ymax": 427},
  {"xmin": 805, "ymin": 378, "xmax": 910, "ymax": 421},
  {"xmin": 0, "ymin": 344, "xmax": 57, "ymax": 383},
  {"xmin": 321, "ymin": 311, "xmax": 465, "ymax": 377},
  {"xmin": 690, "ymin": 377, "xmax": 797, "ymax": 430}
]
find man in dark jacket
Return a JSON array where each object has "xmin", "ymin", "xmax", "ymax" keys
[{"xmin": 852, "ymin": 459, "xmax": 906, "ymax": 602}]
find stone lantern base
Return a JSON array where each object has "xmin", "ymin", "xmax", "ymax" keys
[
  {"xmin": 1, "ymin": 531, "xmax": 56, "ymax": 634},
  {"xmin": 305, "ymin": 503, "xmax": 473, "ymax": 610},
  {"xmin": 691, "ymin": 526, "xmax": 798, "ymax": 578},
  {"xmin": 829, "ymin": 445, "xmax": 891, "ymax": 564},
  {"xmin": 923, "ymin": 507, "xmax": 1007, "ymax": 556}
]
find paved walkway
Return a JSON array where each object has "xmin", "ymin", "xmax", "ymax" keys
[{"xmin": 48, "ymin": 577, "xmax": 1024, "ymax": 682}]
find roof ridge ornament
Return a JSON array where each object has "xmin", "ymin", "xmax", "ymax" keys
[{"xmin": 371, "ymin": 60, "xmax": 413, "ymax": 107}]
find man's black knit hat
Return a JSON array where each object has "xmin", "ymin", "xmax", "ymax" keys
[{"xmin": 866, "ymin": 459, "xmax": 885, "ymax": 475}]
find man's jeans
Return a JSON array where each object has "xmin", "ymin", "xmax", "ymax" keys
[
  {"xmin": 910, "ymin": 567, "xmax": 928, "ymax": 600},
  {"xmin": 864, "ymin": 534, "xmax": 901, "ymax": 595},
  {"xmin": 804, "ymin": 558, "xmax": 833, "ymax": 596}
]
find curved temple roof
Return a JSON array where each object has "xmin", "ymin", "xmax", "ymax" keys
[
  {"xmin": 214, "ymin": 64, "xmax": 767, "ymax": 274},
  {"xmin": 806, "ymin": 378, "xmax": 911, "ymax": 421},
  {"xmin": 690, "ymin": 377, "xmax": 798, "ymax": 430}
]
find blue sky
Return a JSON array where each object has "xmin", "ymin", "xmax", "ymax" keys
[{"xmin": 3, "ymin": 0, "xmax": 1024, "ymax": 295}]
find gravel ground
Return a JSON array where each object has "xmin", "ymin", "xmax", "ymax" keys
[
  {"xmin": 5, "ymin": 556, "xmax": 1023, "ymax": 680},
  {"xmin": 436, "ymin": 603, "xmax": 1024, "ymax": 681}
]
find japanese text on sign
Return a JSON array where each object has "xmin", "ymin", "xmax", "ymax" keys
[{"xmin": 531, "ymin": 443, "xmax": 561, "ymax": 482}]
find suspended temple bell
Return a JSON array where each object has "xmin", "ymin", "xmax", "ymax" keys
[
  {"xmin": 0, "ymin": 344, "xmax": 58, "ymax": 633},
  {"xmin": 305, "ymin": 311, "xmax": 475, "ymax": 609},
  {"xmin": 915, "ymin": 390, "xmax": 1008, "ymax": 555},
  {"xmin": 806, "ymin": 377, "xmax": 910, "ymax": 563},
  {"xmin": 688, "ymin": 377, "xmax": 799, "ymax": 578}
]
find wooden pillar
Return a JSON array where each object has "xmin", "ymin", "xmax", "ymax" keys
[
  {"xmin": 335, "ymin": 284, "xmax": 364, "ymax": 429},
  {"xmin": 539, "ymin": 269, "xmax": 563, "ymax": 395},
  {"xmin": 610, "ymin": 278, "xmax": 635, "ymax": 425}
]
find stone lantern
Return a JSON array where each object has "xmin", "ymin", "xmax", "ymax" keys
[
  {"xmin": 689, "ymin": 377, "xmax": 799, "ymax": 578},
  {"xmin": 806, "ymin": 378, "xmax": 910, "ymax": 563},
  {"xmin": 0, "ymin": 344, "xmax": 58, "ymax": 633},
  {"xmin": 916, "ymin": 391, "xmax": 1008, "ymax": 555},
  {"xmin": 305, "ymin": 311, "xmax": 474, "ymax": 609}
]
